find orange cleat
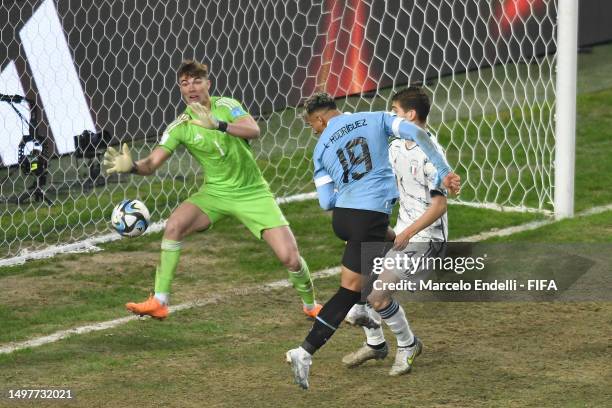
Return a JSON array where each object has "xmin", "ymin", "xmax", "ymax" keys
[
  {"xmin": 126, "ymin": 295, "xmax": 169, "ymax": 320},
  {"xmin": 303, "ymin": 303, "xmax": 323, "ymax": 319}
]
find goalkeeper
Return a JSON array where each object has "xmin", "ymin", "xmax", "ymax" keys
[{"xmin": 103, "ymin": 60, "xmax": 321, "ymax": 320}]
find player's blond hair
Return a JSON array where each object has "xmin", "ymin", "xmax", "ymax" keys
[{"xmin": 177, "ymin": 60, "xmax": 209, "ymax": 80}]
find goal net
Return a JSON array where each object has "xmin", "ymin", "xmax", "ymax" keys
[{"xmin": 1, "ymin": 0, "xmax": 559, "ymax": 260}]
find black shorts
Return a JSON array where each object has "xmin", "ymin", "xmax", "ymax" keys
[{"xmin": 332, "ymin": 207, "xmax": 390, "ymax": 273}]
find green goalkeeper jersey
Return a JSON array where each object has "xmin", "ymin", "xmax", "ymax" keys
[{"xmin": 158, "ymin": 96, "xmax": 270, "ymax": 196}]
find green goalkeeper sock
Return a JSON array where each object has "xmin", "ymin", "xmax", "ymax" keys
[
  {"xmin": 288, "ymin": 257, "xmax": 316, "ymax": 306},
  {"xmin": 154, "ymin": 239, "xmax": 182, "ymax": 295}
]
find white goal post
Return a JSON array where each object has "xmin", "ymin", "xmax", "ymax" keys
[
  {"xmin": 0, "ymin": 0, "xmax": 578, "ymax": 262},
  {"xmin": 554, "ymin": 0, "xmax": 578, "ymax": 219}
]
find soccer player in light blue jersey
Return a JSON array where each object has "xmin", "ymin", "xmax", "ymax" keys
[{"xmin": 286, "ymin": 92, "xmax": 460, "ymax": 389}]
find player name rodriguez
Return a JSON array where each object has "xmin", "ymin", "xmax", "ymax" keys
[{"xmin": 374, "ymin": 279, "xmax": 558, "ymax": 292}]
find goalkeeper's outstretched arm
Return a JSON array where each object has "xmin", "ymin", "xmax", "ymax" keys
[
  {"xmin": 132, "ymin": 147, "xmax": 171, "ymax": 175},
  {"xmin": 104, "ymin": 144, "xmax": 170, "ymax": 176}
]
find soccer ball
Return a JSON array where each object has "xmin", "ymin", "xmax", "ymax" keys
[{"xmin": 111, "ymin": 199, "xmax": 150, "ymax": 237}]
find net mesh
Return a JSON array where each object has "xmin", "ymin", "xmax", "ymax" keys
[{"xmin": 0, "ymin": 0, "xmax": 558, "ymax": 259}]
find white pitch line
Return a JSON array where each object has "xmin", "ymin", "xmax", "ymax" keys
[
  {"xmin": 447, "ymin": 198, "xmax": 554, "ymax": 216},
  {"xmin": 458, "ymin": 219, "xmax": 555, "ymax": 242},
  {"xmin": 0, "ymin": 220, "xmax": 167, "ymax": 268},
  {"xmin": 0, "ymin": 267, "xmax": 340, "ymax": 355},
  {"xmin": 578, "ymin": 203, "xmax": 612, "ymax": 216},
  {"xmin": 458, "ymin": 203, "xmax": 612, "ymax": 242}
]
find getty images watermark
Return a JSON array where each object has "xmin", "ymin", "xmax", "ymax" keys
[
  {"xmin": 371, "ymin": 251, "xmax": 557, "ymax": 292},
  {"xmin": 373, "ymin": 251, "xmax": 486, "ymax": 275},
  {"xmin": 362, "ymin": 243, "xmax": 612, "ymax": 301}
]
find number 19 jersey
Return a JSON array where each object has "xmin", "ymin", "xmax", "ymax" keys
[{"xmin": 312, "ymin": 112, "xmax": 450, "ymax": 214}]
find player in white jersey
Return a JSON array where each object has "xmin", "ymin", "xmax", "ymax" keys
[
  {"xmin": 343, "ymin": 87, "xmax": 450, "ymax": 376},
  {"xmin": 389, "ymin": 124, "xmax": 448, "ymax": 243}
]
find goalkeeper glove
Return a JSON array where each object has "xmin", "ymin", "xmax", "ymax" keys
[
  {"xmin": 103, "ymin": 143, "xmax": 135, "ymax": 175},
  {"xmin": 189, "ymin": 102, "xmax": 220, "ymax": 129}
]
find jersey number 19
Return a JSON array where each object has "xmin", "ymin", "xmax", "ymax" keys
[{"xmin": 335, "ymin": 137, "xmax": 372, "ymax": 183}]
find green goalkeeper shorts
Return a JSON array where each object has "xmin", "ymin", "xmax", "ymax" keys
[{"xmin": 186, "ymin": 188, "xmax": 289, "ymax": 238}]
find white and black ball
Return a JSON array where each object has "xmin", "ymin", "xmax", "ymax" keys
[{"xmin": 111, "ymin": 199, "xmax": 151, "ymax": 237}]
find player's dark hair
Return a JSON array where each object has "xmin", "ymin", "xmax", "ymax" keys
[
  {"xmin": 391, "ymin": 87, "xmax": 430, "ymax": 122},
  {"xmin": 177, "ymin": 60, "xmax": 209, "ymax": 80},
  {"xmin": 303, "ymin": 92, "xmax": 337, "ymax": 115}
]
